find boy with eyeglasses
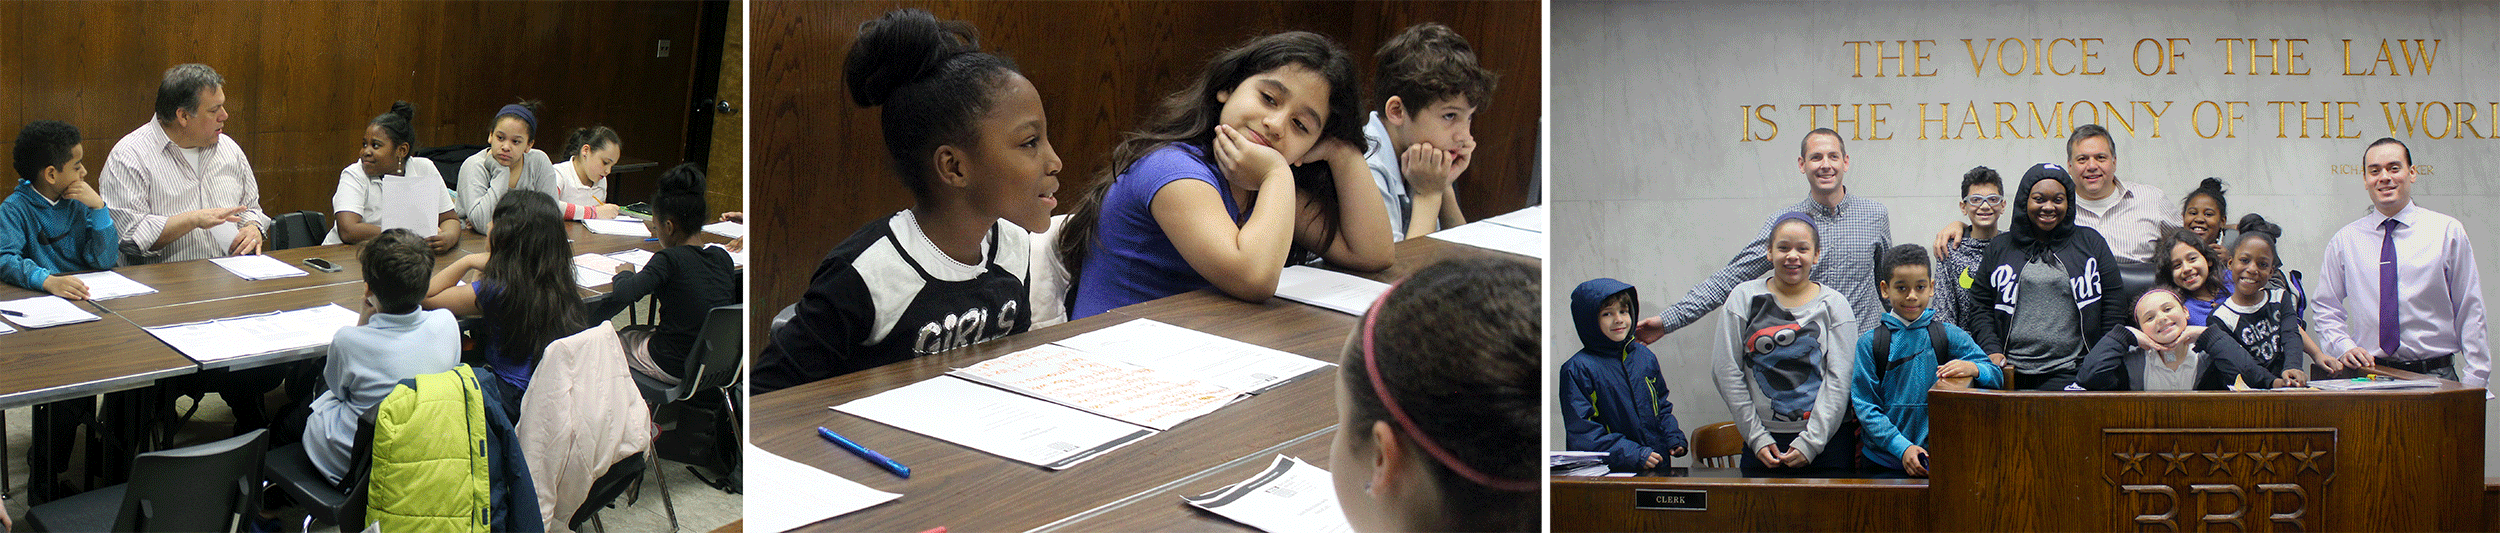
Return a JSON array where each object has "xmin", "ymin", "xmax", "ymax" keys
[{"xmin": 1937, "ymin": 166, "xmax": 2003, "ymax": 328}]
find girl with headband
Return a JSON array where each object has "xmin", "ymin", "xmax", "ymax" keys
[
  {"xmin": 1332, "ymin": 256, "xmax": 1537, "ymax": 532},
  {"xmin": 457, "ymin": 100, "xmax": 618, "ymax": 232}
]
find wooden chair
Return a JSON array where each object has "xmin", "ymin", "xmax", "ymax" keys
[{"xmin": 1690, "ymin": 421, "xmax": 1743, "ymax": 468}]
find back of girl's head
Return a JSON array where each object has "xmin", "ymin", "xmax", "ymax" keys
[
  {"xmin": 844, "ymin": 8, "xmax": 1021, "ymax": 199},
  {"xmin": 485, "ymin": 190, "xmax": 587, "ymax": 364},
  {"xmin": 495, "ymin": 99, "xmax": 544, "ymax": 137},
  {"xmin": 2186, "ymin": 177, "xmax": 2228, "ymax": 217},
  {"xmin": 2153, "ymin": 226, "xmax": 2217, "ymax": 290},
  {"xmin": 372, "ymin": 101, "xmax": 417, "ymax": 148},
  {"xmin": 1959, "ymin": 166, "xmax": 2000, "ymax": 196},
  {"xmin": 2233, "ymin": 213, "xmax": 2284, "ymax": 263},
  {"xmin": 561, "ymin": 125, "xmax": 620, "ymax": 162},
  {"xmin": 1060, "ymin": 31, "xmax": 1365, "ymax": 278},
  {"xmin": 1340, "ymin": 257, "xmax": 1539, "ymax": 531},
  {"xmin": 650, "ymin": 163, "xmax": 709, "ymax": 239}
]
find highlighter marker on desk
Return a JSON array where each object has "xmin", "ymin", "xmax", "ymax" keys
[{"xmin": 820, "ymin": 427, "xmax": 910, "ymax": 478}]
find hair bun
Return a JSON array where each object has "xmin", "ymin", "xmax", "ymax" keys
[
  {"xmin": 658, "ymin": 162, "xmax": 706, "ymax": 195},
  {"xmin": 845, "ymin": 8, "xmax": 980, "ymax": 108},
  {"xmin": 388, "ymin": 100, "xmax": 416, "ymax": 121},
  {"xmin": 2236, "ymin": 213, "xmax": 2280, "ymax": 238},
  {"xmin": 2199, "ymin": 177, "xmax": 2227, "ymax": 193}
]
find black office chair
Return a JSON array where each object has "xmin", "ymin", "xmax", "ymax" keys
[
  {"xmin": 627, "ymin": 303, "xmax": 748, "ymax": 531},
  {"xmin": 26, "ymin": 429, "xmax": 269, "ymax": 532},
  {"xmin": 413, "ymin": 144, "xmax": 486, "ymax": 191},
  {"xmin": 569, "ymin": 454, "xmax": 648, "ymax": 532},
  {"xmin": 267, "ymin": 210, "xmax": 326, "ymax": 251},
  {"xmin": 261, "ymin": 413, "xmax": 374, "ymax": 532}
]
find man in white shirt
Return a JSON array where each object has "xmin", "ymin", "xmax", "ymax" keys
[
  {"xmin": 101, "ymin": 63, "xmax": 267, "ymax": 264},
  {"xmin": 2312, "ymin": 138, "xmax": 2488, "ymax": 391},
  {"xmin": 1933, "ymin": 125, "xmax": 2176, "ymax": 266}
]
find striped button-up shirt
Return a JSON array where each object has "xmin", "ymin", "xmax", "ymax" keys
[
  {"xmin": 1657, "ymin": 193, "xmax": 1891, "ymax": 336},
  {"xmin": 100, "ymin": 119, "xmax": 270, "ymax": 264}
]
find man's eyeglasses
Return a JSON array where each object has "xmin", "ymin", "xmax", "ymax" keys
[{"xmin": 1963, "ymin": 194, "xmax": 2004, "ymax": 207}]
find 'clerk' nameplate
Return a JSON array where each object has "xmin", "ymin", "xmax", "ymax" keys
[{"xmin": 1633, "ymin": 489, "xmax": 1706, "ymax": 511}]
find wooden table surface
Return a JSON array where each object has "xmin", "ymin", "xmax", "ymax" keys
[
  {"xmin": 0, "ymin": 285, "xmax": 196, "ymax": 410},
  {"xmin": 752, "ymin": 231, "xmax": 1540, "ymax": 532},
  {"xmin": 0, "ymin": 222, "xmax": 667, "ymax": 405}
]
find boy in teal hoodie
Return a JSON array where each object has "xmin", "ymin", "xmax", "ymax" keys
[
  {"xmin": 1852, "ymin": 244, "xmax": 2001, "ymax": 477},
  {"xmin": 2, "ymin": 120, "xmax": 117, "ymax": 298},
  {"xmin": 1562, "ymin": 278, "xmax": 1686, "ymax": 472}
]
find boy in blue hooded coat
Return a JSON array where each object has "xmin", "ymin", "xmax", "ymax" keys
[
  {"xmin": 1562, "ymin": 278, "xmax": 1686, "ymax": 472},
  {"xmin": 1852, "ymin": 244, "xmax": 2003, "ymax": 477}
]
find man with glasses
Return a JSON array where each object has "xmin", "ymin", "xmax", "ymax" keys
[{"xmin": 1937, "ymin": 166, "xmax": 2004, "ymax": 327}]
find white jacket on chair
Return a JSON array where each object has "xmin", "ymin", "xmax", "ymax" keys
[{"xmin": 518, "ymin": 322, "xmax": 654, "ymax": 532}]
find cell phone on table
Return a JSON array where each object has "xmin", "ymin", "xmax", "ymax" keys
[{"xmin": 304, "ymin": 257, "xmax": 342, "ymax": 273}]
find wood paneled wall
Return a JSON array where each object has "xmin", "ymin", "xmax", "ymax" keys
[
  {"xmin": 750, "ymin": 0, "xmax": 1543, "ymax": 347},
  {"xmin": 0, "ymin": 1, "xmax": 710, "ymax": 224}
]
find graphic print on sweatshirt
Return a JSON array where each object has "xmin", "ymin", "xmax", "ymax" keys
[{"xmin": 1741, "ymin": 293, "xmax": 1824, "ymax": 423}]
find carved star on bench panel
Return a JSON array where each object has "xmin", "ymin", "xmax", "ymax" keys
[
  {"xmin": 2291, "ymin": 439, "xmax": 2329, "ymax": 476},
  {"xmin": 2247, "ymin": 440, "xmax": 2281, "ymax": 475},
  {"xmin": 2157, "ymin": 439, "xmax": 2191, "ymax": 476},
  {"xmin": 2112, "ymin": 442, "xmax": 2151, "ymax": 477},
  {"xmin": 2202, "ymin": 440, "xmax": 2239, "ymax": 476}
]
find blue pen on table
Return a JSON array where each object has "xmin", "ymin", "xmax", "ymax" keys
[
  {"xmin": 820, "ymin": 427, "xmax": 910, "ymax": 478},
  {"xmin": 644, "ymin": 237, "xmax": 659, "ymax": 241}
]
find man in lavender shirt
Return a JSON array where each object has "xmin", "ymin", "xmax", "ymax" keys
[{"xmin": 2312, "ymin": 138, "xmax": 2487, "ymax": 393}]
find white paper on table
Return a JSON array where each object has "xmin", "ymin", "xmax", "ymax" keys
[
  {"xmin": 746, "ymin": 445, "xmax": 900, "ymax": 532},
  {"xmin": 1183, "ymin": 455, "xmax": 1355, "ymax": 533},
  {"xmin": 69, "ymin": 271, "xmax": 157, "ymax": 301},
  {"xmin": 606, "ymin": 248, "xmax": 655, "ymax": 267},
  {"xmin": 1275, "ymin": 266, "xmax": 1390, "ymax": 316},
  {"xmin": 705, "ymin": 242, "xmax": 747, "ymax": 268},
  {"xmin": 580, "ymin": 218, "xmax": 652, "ymax": 237},
  {"xmin": 0, "ymin": 319, "xmax": 15, "ymax": 335},
  {"xmin": 2308, "ymin": 378, "xmax": 2441, "ymax": 391},
  {"xmin": 833, "ymin": 377, "xmax": 1157, "ymax": 470},
  {"xmin": 1425, "ymin": 221, "xmax": 1547, "ymax": 259},
  {"xmin": 702, "ymin": 221, "xmax": 747, "ymax": 239},
  {"xmin": 207, "ymin": 223, "xmax": 241, "ymax": 252},
  {"xmin": 143, "ymin": 304, "xmax": 358, "ymax": 363},
  {"xmin": 1049, "ymin": 319, "xmax": 1332, "ymax": 396},
  {"xmin": 951, "ymin": 345, "xmax": 1235, "ymax": 430},
  {"xmin": 207, "ymin": 255, "xmax": 309, "ymax": 280},
  {"xmin": 0, "ymin": 296, "xmax": 100, "ymax": 328},
  {"xmin": 379, "ymin": 174, "xmax": 443, "ymax": 238},
  {"xmin": 1478, "ymin": 205, "xmax": 1547, "ymax": 233},
  {"xmin": 572, "ymin": 253, "xmax": 630, "ymax": 288}
]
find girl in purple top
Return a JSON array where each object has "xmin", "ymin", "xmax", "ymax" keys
[
  {"xmin": 423, "ymin": 189, "xmax": 589, "ymax": 394},
  {"xmin": 1059, "ymin": 31, "xmax": 1396, "ymax": 319}
]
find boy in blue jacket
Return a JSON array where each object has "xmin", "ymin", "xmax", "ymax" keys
[
  {"xmin": 1852, "ymin": 244, "xmax": 2002, "ymax": 477},
  {"xmin": 2, "ymin": 120, "xmax": 117, "ymax": 298},
  {"xmin": 1562, "ymin": 278, "xmax": 1687, "ymax": 472}
]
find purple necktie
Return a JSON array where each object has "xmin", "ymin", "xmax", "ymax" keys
[{"xmin": 2379, "ymin": 217, "xmax": 2401, "ymax": 358}]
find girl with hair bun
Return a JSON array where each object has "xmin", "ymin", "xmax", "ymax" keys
[
  {"xmin": 2208, "ymin": 213, "xmax": 2330, "ymax": 381},
  {"xmin": 327, "ymin": 101, "xmax": 461, "ymax": 253},
  {"xmin": 1333, "ymin": 256, "xmax": 1539, "ymax": 532},
  {"xmin": 592, "ymin": 163, "xmax": 739, "ymax": 384},
  {"xmin": 2181, "ymin": 177, "xmax": 2230, "ymax": 249},
  {"xmin": 753, "ymin": 8, "xmax": 1061, "ymax": 393}
]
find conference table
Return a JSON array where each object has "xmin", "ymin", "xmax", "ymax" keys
[
  {"xmin": 0, "ymin": 221, "xmax": 702, "ymax": 502},
  {"xmin": 752, "ymin": 232, "xmax": 1540, "ymax": 532}
]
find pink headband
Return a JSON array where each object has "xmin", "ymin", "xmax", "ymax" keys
[{"xmin": 1361, "ymin": 281, "xmax": 1539, "ymax": 493}]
